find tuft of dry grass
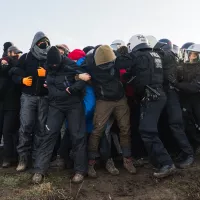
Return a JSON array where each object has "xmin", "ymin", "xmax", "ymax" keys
[{"xmin": 15, "ymin": 182, "xmax": 74, "ymax": 200}]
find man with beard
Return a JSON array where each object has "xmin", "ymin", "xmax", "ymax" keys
[
  {"xmin": 0, "ymin": 46, "xmax": 22, "ymax": 167},
  {"xmin": 10, "ymin": 32, "xmax": 50, "ymax": 172}
]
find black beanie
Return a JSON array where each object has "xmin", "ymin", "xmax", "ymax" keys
[
  {"xmin": 47, "ymin": 46, "xmax": 62, "ymax": 65},
  {"xmin": 3, "ymin": 42, "xmax": 13, "ymax": 51},
  {"xmin": 83, "ymin": 46, "xmax": 94, "ymax": 54}
]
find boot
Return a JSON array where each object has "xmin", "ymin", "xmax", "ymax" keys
[
  {"xmin": 32, "ymin": 173, "xmax": 44, "ymax": 184},
  {"xmin": 16, "ymin": 155, "xmax": 28, "ymax": 172},
  {"xmin": 123, "ymin": 157, "xmax": 137, "ymax": 174},
  {"xmin": 176, "ymin": 155, "xmax": 194, "ymax": 169},
  {"xmin": 88, "ymin": 160, "xmax": 97, "ymax": 178},
  {"xmin": 153, "ymin": 164, "xmax": 176, "ymax": 178},
  {"xmin": 72, "ymin": 173, "xmax": 84, "ymax": 184},
  {"xmin": 2, "ymin": 160, "xmax": 11, "ymax": 168},
  {"xmin": 50, "ymin": 156, "xmax": 65, "ymax": 169},
  {"xmin": 105, "ymin": 158, "xmax": 119, "ymax": 175}
]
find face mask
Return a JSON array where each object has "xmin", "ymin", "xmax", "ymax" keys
[
  {"xmin": 38, "ymin": 42, "xmax": 48, "ymax": 49},
  {"xmin": 12, "ymin": 55, "xmax": 19, "ymax": 60}
]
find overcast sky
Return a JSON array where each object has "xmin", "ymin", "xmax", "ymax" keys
[{"xmin": 0, "ymin": 0, "xmax": 199, "ymax": 54}]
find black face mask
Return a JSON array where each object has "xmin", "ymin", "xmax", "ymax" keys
[
  {"xmin": 11, "ymin": 55, "xmax": 19, "ymax": 60},
  {"xmin": 38, "ymin": 42, "xmax": 48, "ymax": 49}
]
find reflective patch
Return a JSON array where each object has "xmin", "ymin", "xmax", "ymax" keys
[
  {"xmin": 46, "ymin": 125, "xmax": 50, "ymax": 131},
  {"xmin": 154, "ymin": 58, "xmax": 162, "ymax": 68},
  {"xmin": 140, "ymin": 112, "xmax": 144, "ymax": 120},
  {"xmin": 149, "ymin": 52, "xmax": 162, "ymax": 68},
  {"xmin": 182, "ymin": 108, "xmax": 187, "ymax": 112}
]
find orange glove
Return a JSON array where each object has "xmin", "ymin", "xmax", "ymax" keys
[
  {"xmin": 37, "ymin": 67, "xmax": 46, "ymax": 77},
  {"xmin": 22, "ymin": 76, "xmax": 32, "ymax": 86}
]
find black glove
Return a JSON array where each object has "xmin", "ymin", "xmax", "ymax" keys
[{"xmin": 168, "ymin": 74, "xmax": 178, "ymax": 85}]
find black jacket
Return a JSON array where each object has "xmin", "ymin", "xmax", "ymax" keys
[
  {"xmin": 176, "ymin": 62, "xmax": 200, "ymax": 95},
  {"xmin": 0, "ymin": 57, "xmax": 21, "ymax": 110},
  {"xmin": 160, "ymin": 50, "xmax": 178, "ymax": 88},
  {"xmin": 130, "ymin": 49, "xmax": 164, "ymax": 95},
  {"xmin": 84, "ymin": 51, "xmax": 133, "ymax": 101},
  {"xmin": 10, "ymin": 32, "xmax": 49, "ymax": 96},
  {"xmin": 47, "ymin": 63, "xmax": 86, "ymax": 110},
  {"xmin": 10, "ymin": 52, "xmax": 48, "ymax": 96}
]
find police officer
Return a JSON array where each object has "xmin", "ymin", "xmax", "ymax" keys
[
  {"xmin": 128, "ymin": 34, "xmax": 176, "ymax": 178},
  {"xmin": 170, "ymin": 44, "xmax": 200, "ymax": 154},
  {"xmin": 156, "ymin": 38, "xmax": 194, "ymax": 168}
]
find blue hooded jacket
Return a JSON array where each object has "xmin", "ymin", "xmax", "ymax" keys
[
  {"xmin": 77, "ymin": 57, "xmax": 96, "ymax": 133},
  {"xmin": 66, "ymin": 56, "xmax": 96, "ymax": 133}
]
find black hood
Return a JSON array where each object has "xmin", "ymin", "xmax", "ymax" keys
[
  {"xmin": 31, "ymin": 31, "xmax": 49, "ymax": 50},
  {"xmin": 86, "ymin": 45, "xmax": 101, "ymax": 66}
]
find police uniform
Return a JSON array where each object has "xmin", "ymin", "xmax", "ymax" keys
[
  {"xmin": 130, "ymin": 49, "xmax": 173, "ymax": 168},
  {"xmin": 158, "ymin": 50, "xmax": 194, "ymax": 158}
]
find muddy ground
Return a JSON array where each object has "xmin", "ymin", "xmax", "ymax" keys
[{"xmin": 1, "ymin": 147, "xmax": 200, "ymax": 200}]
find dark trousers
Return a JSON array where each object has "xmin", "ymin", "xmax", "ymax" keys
[
  {"xmin": 34, "ymin": 103, "xmax": 87, "ymax": 175},
  {"xmin": 0, "ymin": 110, "xmax": 19, "ymax": 161},
  {"xmin": 88, "ymin": 97, "xmax": 131, "ymax": 160},
  {"xmin": 17, "ymin": 94, "xmax": 48, "ymax": 158},
  {"xmin": 166, "ymin": 89, "xmax": 193, "ymax": 156},
  {"xmin": 139, "ymin": 91, "xmax": 173, "ymax": 167},
  {"xmin": 0, "ymin": 108, "xmax": 3, "ymax": 145},
  {"xmin": 180, "ymin": 95, "xmax": 200, "ymax": 148}
]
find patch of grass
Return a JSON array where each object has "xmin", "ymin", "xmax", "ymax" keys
[
  {"xmin": 0, "ymin": 173, "xmax": 32, "ymax": 188},
  {"xmin": 15, "ymin": 182, "xmax": 74, "ymax": 200}
]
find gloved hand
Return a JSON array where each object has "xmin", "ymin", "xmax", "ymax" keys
[
  {"xmin": 22, "ymin": 76, "xmax": 32, "ymax": 86},
  {"xmin": 168, "ymin": 74, "xmax": 177, "ymax": 85},
  {"xmin": 37, "ymin": 67, "xmax": 46, "ymax": 77}
]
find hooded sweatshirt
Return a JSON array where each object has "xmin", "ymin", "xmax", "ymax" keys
[{"xmin": 10, "ymin": 32, "xmax": 49, "ymax": 96}]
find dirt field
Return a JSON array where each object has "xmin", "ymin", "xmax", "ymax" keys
[{"xmin": 1, "ymin": 150, "xmax": 200, "ymax": 200}]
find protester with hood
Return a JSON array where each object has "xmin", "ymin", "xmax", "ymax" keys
[
  {"xmin": 83, "ymin": 46, "xmax": 95, "ymax": 54},
  {"xmin": 78, "ymin": 45, "xmax": 136, "ymax": 178},
  {"xmin": 0, "ymin": 46, "xmax": 22, "ymax": 168},
  {"xmin": 32, "ymin": 46, "xmax": 87, "ymax": 184},
  {"xmin": 10, "ymin": 32, "xmax": 50, "ymax": 172},
  {"xmin": 66, "ymin": 49, "xmax": 95, "ymax": 133},
  {"xmin": 2, "ymin": 42, "xmax": 13, "ymax": 57}
]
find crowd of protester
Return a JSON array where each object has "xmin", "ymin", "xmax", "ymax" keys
[{"xmin": 0, "ymin": 32, "xmax": 200, "ymax": 184}]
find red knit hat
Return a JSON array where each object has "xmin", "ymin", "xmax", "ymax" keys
[{"xmin": 68, "ymin": 49, "xmax": 86, "ymax": 61}]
